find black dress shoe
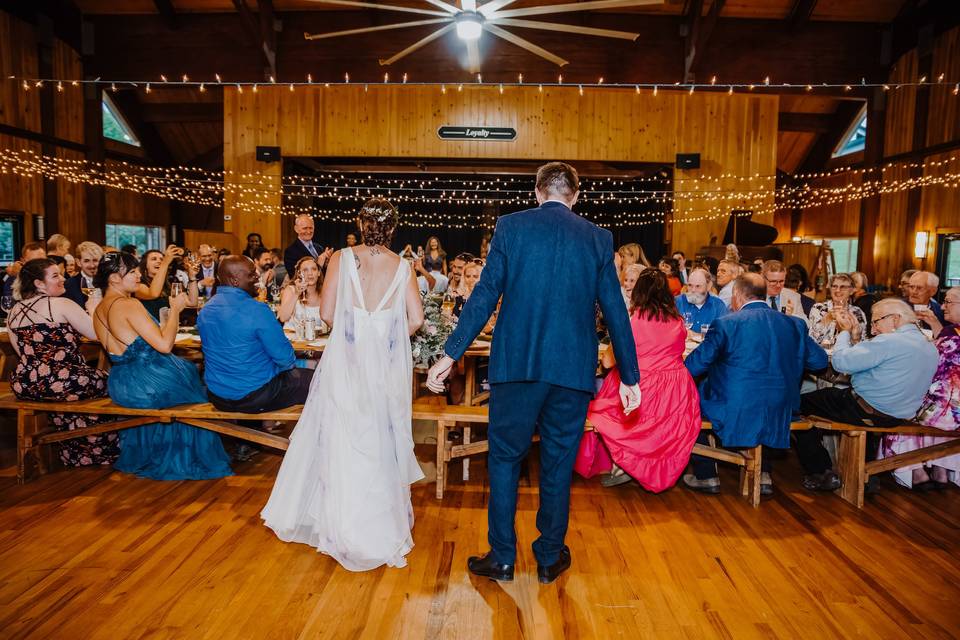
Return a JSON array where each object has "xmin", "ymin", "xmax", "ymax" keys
[
  {"xmin": 801, "ymin": 470, "xmax": 842, "ymax": 492},
  {"xmin": 537, "ymin": 546, "xmax": 572, "ymax": 585},
  {"xmin": 467, "ymin": 552, "xmax": 514, "ymax": 582}
]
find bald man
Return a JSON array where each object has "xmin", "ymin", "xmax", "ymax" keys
[
  {"xmin": 683, "ymin": 273, "xmax": 828, "ymax": 496},
  {"xmin": 283, "ymin": 214, "xmax": 332, "ymax": 276},
  {"xmin": 197, "ymin": 256, "xmax": 315, "ymax": 414}
]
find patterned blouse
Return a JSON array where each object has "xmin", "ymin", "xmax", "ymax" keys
[{"xmin": 809, "ymin": 300, "xmax": 867, "ymax": 346}]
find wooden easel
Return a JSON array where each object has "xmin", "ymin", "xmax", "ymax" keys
[{"xmin": 808, "ymin": 243, "xmax": 836, "ymax": 299}]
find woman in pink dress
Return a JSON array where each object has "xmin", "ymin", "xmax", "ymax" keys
[{"xmin": 575, "ymin": 269, "xmax": 701, "ymax": 492}]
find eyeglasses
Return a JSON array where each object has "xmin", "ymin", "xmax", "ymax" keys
[
  {"xmin": 830, "ymin": 284, "xmax": 852, "ymax": 290},
  {"xmin": 944, "ymin": 299, "xmax": 960, "ymax": 306},
  {"xmin": 871, "ymin": 313, "xmax": 898, "ymax": 327},
  {"xmin": 765, "ymin": 278, "xmax": 785, "ymax": 285}
]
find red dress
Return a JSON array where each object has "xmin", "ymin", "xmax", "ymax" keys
[{"xmin": 576, "ymin": 312, "xmax": 700, "ymax": 492}]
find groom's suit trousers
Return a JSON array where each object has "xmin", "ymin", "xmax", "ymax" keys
[{"xmin": 487, "ymin": 381, "xmax": 592, "ymax": 567}]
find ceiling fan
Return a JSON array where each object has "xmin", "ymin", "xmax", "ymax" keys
[{"xmin": 304, "ymin": 0, "xmax": 663, "ymax": 73}]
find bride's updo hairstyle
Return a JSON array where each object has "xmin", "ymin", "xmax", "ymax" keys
[
  {"xmin": 358, "ymin": 198, "xmax": 398, "ymax": 247},
  {"xmin": 94, "ymin": 251, "xmax": 140, "ymax": 294}
]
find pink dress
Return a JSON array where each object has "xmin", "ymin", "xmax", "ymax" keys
[{"xmin": 575, "ymin": 313, "xmax": 701, "ymax": 492}]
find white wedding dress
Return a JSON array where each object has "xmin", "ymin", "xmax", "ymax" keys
[{"xmin": 261, "ymin": 248, "xmax": 424, "ymax": 571}]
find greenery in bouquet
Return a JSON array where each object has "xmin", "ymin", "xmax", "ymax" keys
[{"xmin": 411, "ymin": 292, "xmax": 457, "ymax": 369}]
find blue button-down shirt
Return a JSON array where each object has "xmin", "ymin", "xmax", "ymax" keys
[
  {"xmin": 675, "ymin": 293, "xmax": 728, "ymax": 333},
  {"xmin": 196, "ymin": 286, "xmax": 295, "ymax": 400},
  {"xmin": 832, "ymin": 323, "xmax": 938, "ymax": 419}
]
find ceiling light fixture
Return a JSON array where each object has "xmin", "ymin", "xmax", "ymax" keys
[{"xmin": 455, "ymin": 11, "xmax": 483, "ymax": 41}]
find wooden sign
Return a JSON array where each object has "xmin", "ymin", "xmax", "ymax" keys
[{"xmin": 437, "ymin": 126, "xmax": 517, "ymax": 141}]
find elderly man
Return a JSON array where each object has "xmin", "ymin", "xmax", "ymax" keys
[
  {"xmin": 283, "ymin": 214, "xmax": 332, "ymax": 276},
  {"xmin": 683, "ymin": 273, "xmax": 828, "ymax": 496},
  {"xmin": 762, "ymin": 260, "xmax": 808, "ymax": 322},
  {"xmin": 196, "ymin": 244, "xmax": 218, "ymax": 297},
  {"xmin": 198, "ymin": 256, "xmax": 315, "ymax": 413},
  {"xmin": 795, "ymin": 299, "xmax": 938, "ymax": 491},
  {"xmin": 675, "ymin": 268, "xmax": 727, "ymax": 333},
  {"xmin": 715, "ymin": 259, "xmax": 742, "ymax": 308},
  {"xmin": 906, "ymin": 270, "xmax": 944, "ymax": 326},
  {"xmin": 63, "ymin": 241, "xmax": 103, "ymax": 307},
  {"xmin": 898, "ymin": 269, "xmax": 917, "ymax": 299}
]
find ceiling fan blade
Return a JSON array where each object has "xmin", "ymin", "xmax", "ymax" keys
[
  {"xmin": 466, "ymin": 39, "xmax": 481, "ymax": 73},
  {"xmin": 492, "ymin": 0, "xmax": 663, "ymax": 19},
  {"xmin": 488, "ymin": 17, "xmax": 638, "ymax": 40},
  {"xmin": 305, "ymin": 17, "xmax": 450, "ymax": 40},
  {"xmin": 422, "ymin": 0, "xmax": 461, "ymax": 13},
  {"xmin": 477, "ymin": 0, "xmax": 518, "ymax": 16},
  {"xmin": 484, "ymin": 24, "xmax": 568, "ymax": 67},
  {"xmin": 379, "ymin": 23, "xmax": 456, "ymax": 65},
  {"xmin": 304, "ymin": 0, "xmax": 449, "ymax": 17}
]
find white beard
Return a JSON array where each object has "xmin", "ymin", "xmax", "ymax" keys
[{"xmin": 685, "ymin": 291, "xmax": 707, "ymax": 306}]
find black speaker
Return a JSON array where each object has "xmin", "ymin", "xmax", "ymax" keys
[
  {"xmin": 256, "ymin": 146, "xmax": 281, "ymax": 163},
  {"xmin": 676, "ymin": 153, "xmax": 700, "ymax": 169}
]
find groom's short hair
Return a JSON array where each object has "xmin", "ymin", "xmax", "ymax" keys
[{"xmin": 536, "ymin": 162, "xmax": 579, "ymax": 198}]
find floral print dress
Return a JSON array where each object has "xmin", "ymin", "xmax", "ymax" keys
[{"xmin": 9, "ymin": 296, "xmax": 119, "ymax": 467}]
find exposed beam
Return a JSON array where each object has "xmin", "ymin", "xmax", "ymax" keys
[
  {"xmin": 786, "ymin": 0, "xmax": 818, "ymax": 32},
  {"xmin": 796, "ymin": 101, "xmax": 865, "ymax": 175},
  {"xmin": 777, "ymin": 112, "xmax": 835, "ymax": 133},
  {"xmin": 257, "ymin": 0, "xmax": 279, "ymax": 79},
  {"xmin": 138, "ymin": 102, "xmax": 223, "ymax": 123},
  {"xmin": 153, "ymin": 0, "xmax": 179, "ymax": 30},
  {"xmin": 110, "ymin": 91, "xmax": 176, "ymax": 166},
  {"xmin": 231, "ymin": 0, "xmax": 274, "ymax": 79},
  {"xmin": 687, "ymin": 0, "xmax": 725, "ymax": 79},
  {"xmin": 0, "ymin": 123, "xmax": 86, "ymax": 152},
  {"xmin": 187, "ymin": 144, "xmax": 225, "ymax": 170},
  {"xmin": 682, "ymin": 0, "xmax": 704, "ymax": 83}
]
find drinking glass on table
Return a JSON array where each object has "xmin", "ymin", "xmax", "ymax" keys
[{"xmin": 683, "ymin": 312, "xmax": 693, "ymax": 332}]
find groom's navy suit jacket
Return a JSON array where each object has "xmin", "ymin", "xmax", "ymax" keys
[{"xmin": 444, "ymin": 200, "xmax": 639, "ymax": 392}]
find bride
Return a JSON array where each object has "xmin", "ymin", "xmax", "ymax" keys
[{"xmin": 261, "ymin": 198, "xmax": 425, "ymax": 571}]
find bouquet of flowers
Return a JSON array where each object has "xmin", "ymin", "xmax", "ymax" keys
[{"xmin": 411, "ymin": 292, "xmax": 457, "ymax": 370}]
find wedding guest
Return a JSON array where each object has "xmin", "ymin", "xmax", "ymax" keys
[
  {"xmin": 196, "ymin": 244, "xmax": 218, "ymax": 297},
  {"xmin": 136, "ymin": 246, "xmax": 198, "ymax": 321},
  {"xmin": 674, "ymin": 268, "xmax": 727, "ymax": 333},
  {"xmin": 448, "ymin": 252, "xmax": 474, "ymax": 292},
  {"xmin": 875, "ymin": 286, "xmax": 960, "ymax": 489},
  {"xmin": 906, "ymin": 270, "xmax": 944, "ymax": 326},
  {"xmin": 424, "ymin": 236, "xmax": 447, "ymax": 274},
  {"xmin": 763, "ymin": 260, "xmax": 808, "ymax": 322},
  {"xmin": 64, "ymin": 254, "xmax": 78, "ymax": 277},
  {"xmin": 91, "ymin": 252, "xmax": 232, "ymax": 480},
  {"xmin": 120, "ymin": 244, "xmax": 140, "ymax": 260},
  {"xmin": 620, "ymin": 263, "xmax": 642, "ymax": 308},
  {"xmin": 400, "ymin": 244, "xmax": 415, "ymax": 260},
  {"xmin": 217, "ymin": 248, "xmax": 231, "ymax": 260},
  {"xmin": 7, "ymin": 258, "xmax": 119, "ymax": 466},
  {"xmin": 796, "ymin": 299, "xmax": 938, "ymax": 491},
  {"xmin": 283, "ymin": 214, "xmax": 331, "ymax": 276},
  {"xmin": 479, "ymin": 231, "xmax": 492, "ymax": 260},
  {"xmin": 46, "ymin": 233, "xmax": 71, "ymax": 259},
  {"xmin": 575, "ymin": 269, "xmax": 700, "ymax": 491},
  {"xmin": 242, "ymin": 232, "xmax": 263, "ymax": 260},
  {"xmin": 658, "ymin": 257, "xmax": 682, "ymax": 296},
  {"xmin": 851, "ymin": 271, "xmax": 877, "ymax": 327},
  {"xmin": 345, "ymin": 232, "xmax": 358, "ymax": 247},
  {"xmin": 672, "ymin": 251, "xmax": 689, "ymax": 285},
  {"xmin": 618, "ymin": 242, "xmax": 650, "ymax": 268},
  {"xmin": 252, "ymin": 248, "xmax": 277, "ymax": 294},
  {"xmin": 3, "ymin": 242, "xmax": 46, "ymax": 302},
  {"xmin": 808, "ymin": 273, "xmax": 867, "ymax": 347},
  {"xmin": 48, "ymin": 255, "xmax": 67, "ymax": 277},
  {"xmin": 683, "ymin": 273, "xmax": 828, "ymax": 495},
  {"xmin": 197, "ymin": 256, "xmax": 314, "ymax": 412},
  {"xmin": 715, "ymin": 259, "xmax": 742, "ymax": 308},
  {"xmin": 785, "ymin": 265, "xmax": 815, "ymax": 316},
  {"xmin": 64, "ymin": 241, "xmax": 103, "ymax": 308},
  {"xmin": 415, "ymin": 258, "xmax": 448, "ymax": 294},
  {"xmin": 269, "ymin": 248, "xmax": 287, "ymax": 289},
  {"xmin": 898, "ymin": 269, "xmax": 917, "ymax": 300},
  {"xmin": 277, "ymin": 256, "xmax": 323, "ymax": 330},
  {"xmin": 452, "ymin": 261, "xmax": 482, "ymax": 318}
]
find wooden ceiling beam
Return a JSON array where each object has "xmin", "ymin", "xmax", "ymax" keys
[
  {"xmin": 153, "ymin": 0, "xmax": 179, "ymax": 30},
  {"xmin": 786, "ymin": 0, "xmax": 818, "ymax": 32},
  {"xmin": 110, "ymin": 91, "xmax": 177, "ymax": 166},
  {"xmin": 796, "ymin": 101, "xmax": 865, "ymax": 175},
  {"xmin": 187, "ymin": 144, "xmax": 225, "ymax": 170},
  {"xmin": 138, "ymin": 102, "xmax": 223, "ymax": 123},
  {"xmin": 777, "ymin": 112, "xmax": 835, "ymax": 133}
]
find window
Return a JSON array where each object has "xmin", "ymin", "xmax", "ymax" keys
[
  {"xmin": 832, "ymin": 107, "xmax": 867, "ymax": 158},
  {"xmin": 941, "ymin": 238, "xmax": 960, "ymax": 287},
  {"xmin": 0, "ymin": 215, "xmax": 24, "ymax": 265},
  {"xmin": 828, "ymin": 238, "xmax": 859, "ymax": 273},
  {"xmin": 105, "ymin": 224, "xmax": 165, "ymax": 254},
  {"xmin": 102, "ymin": 93, "xmax": 141, "ymax": 147}
]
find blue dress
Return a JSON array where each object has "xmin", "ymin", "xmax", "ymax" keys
[{"xmin": 109, "ymin": 337, "xmax": 232, "ymax": 480}]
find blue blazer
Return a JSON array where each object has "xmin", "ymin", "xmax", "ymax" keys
[
  {"xmin": 63, "ymin": 274, "xmax": 88, "ymax": 308},
  {"xmin": 444, "ymin": 201, "xmax": 639, "ymax": 393},
  {"xmin": 684, "ymin": 301, "xmax": 828, "ymax": 448}
]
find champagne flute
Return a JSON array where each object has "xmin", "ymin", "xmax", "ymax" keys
[
  {"xmin": 441, "ymin": 292, "xmax": 455, "ymax": 318},
  {"xmin": 170, "ymin": 280, "xmax": 184, "ymax": 298}
]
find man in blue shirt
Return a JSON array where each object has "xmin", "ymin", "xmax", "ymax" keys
[
  {"xmin": 796, "ymin": 298, "xmax": 938, "ymax": 491},
  {"xmin": 674, "ymin": 268, "xmax": 727, "ymax": 333},
  {"xmin": 197, "ymin": 256, "xmax": 314, "ymax": 413}
]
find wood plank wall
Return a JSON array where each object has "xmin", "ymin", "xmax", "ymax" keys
[
  {"xmin": 223, "ymin": 85, "xmax": 778, "ymax": 260},
  {"xmin": 796, "ymin": 26, "xmax": 960, "ymax": 290},
  {"xmin": 0, "ymin": 12, "xmax": 173, "ymax": 250}
]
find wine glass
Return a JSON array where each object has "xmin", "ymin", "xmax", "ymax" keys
[
  {"xmin": 683, "ymin": 312, "xmax": 693, "ymax": 332},
  {"xmin": 170, "ymin": 281, "xmax": 184, "ymax": 298},
  {"xmin": 441, "ymin": 292, "xmax": 455, "ymax": 318}
]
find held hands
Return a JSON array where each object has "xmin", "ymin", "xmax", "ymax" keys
[
  {"xmin": 619, "ymin": 383, "xmax": 641, "ymax": 415},
  {"xmin": 426, "ymin": 355, "xmax": 456, "ymax": 394}
]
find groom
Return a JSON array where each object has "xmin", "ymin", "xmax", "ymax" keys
[{"xmin": 427, "ymin": 162, "xmax": 640, "ymax": 584}]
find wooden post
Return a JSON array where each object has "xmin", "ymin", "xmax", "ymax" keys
[{"xmin": 836, "ymin": 431, "xmax": 867, "ymax": 508}]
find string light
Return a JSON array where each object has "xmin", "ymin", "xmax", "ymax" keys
[{"xmin": 215, "ymin": 73, "xmax": 222, "ymax": 83}]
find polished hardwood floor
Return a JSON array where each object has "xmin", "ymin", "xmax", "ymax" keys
[{"xmin": 0, "ymin": 437, "xmax": 958, "ymax": 639}]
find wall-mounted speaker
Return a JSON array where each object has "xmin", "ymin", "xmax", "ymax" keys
[
  {"xmin": 256, "ymin": 146, "xmax": 281, "ymax": 163},
  {"xmin": 676, "ymin": 153, "xmax": 700, "ymax": 170}
]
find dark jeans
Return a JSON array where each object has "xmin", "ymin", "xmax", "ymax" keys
[
  {"xmin": 208, "ymin": 367, "xmax": 315, "ymax": 413},
  {"xmin": 691, "ymin": 430, "xmax": 773, "ymax": 480},
  {"xmin": 796, "ymin": 387, "xmax": 902, "ymax": 475},
  {"xmin": 487, "ymin": 381, "xmax": 592, "ymax": 567}
]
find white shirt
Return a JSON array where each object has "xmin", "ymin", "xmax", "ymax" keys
[
  {"xmin": 418, "ymin": 272, "xmax": 449, "ymax": 295},
  {"xmin": 718, "ymin": 281, "xmax": 734, "ymax": 307}
]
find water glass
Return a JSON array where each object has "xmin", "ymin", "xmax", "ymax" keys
[
  {"xmin": 683, "ymin": 312, "xmax": 693, "ymax": 332},
  {"xmin": 159, "ymin": 307, "xmax": 170, "ymax": 327},
  {"xmin": 700, "ymin": 323, "xmax": 710, "ymax": 335},
  {"xmin": 170, "ymin": 281, "xmax": 183, "ymax": 298}
]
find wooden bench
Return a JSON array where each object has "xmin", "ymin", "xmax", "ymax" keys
[
  {"xmin": 0, "ymin": 383, "xmax": 298, "ymax": 484},
  {"xmin": 808, "ymin": 417, "xmax": 960, "ymax": 508},
  {"xmin": 412, "ymin": 397, "xmax": 811, "ymax": 505}
]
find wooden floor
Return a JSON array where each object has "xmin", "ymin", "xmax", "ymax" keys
[{"xmin": 1, "ymin": 441, "xmax": 958, "ymax": 639}]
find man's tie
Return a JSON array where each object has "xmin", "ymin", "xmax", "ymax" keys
[
  {"xmin": 769, "ymin": 295, "xmax": 778, "ymax": 310},
  {"xmin": 307, "ymin": 242, "xmax": 318, "ymax": 259}
]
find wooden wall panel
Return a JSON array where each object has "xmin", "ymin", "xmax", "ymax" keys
[
  {"xmin": 52, "ymin": 40, "xmax": 83, "ymax": 144},
  {"xmin": 103, "ymin": 160, "xmax": 172, "ymax": 229},
  {"xmin": 183, "ymin": 230, "xmax": 237, "ymax": 254},
  {"xmin": 794, "ymin": 173, "xmax": 862, "ymax": 239},
  {"xmin": 883, "ymin": 51, "xmax": 918, "ymax": 158},
  {"xmin": 926, "ymin": 27, "xmax": 960, "ymax": 148},
  {"xmin": 224, "ymin": 85, "xmax": 778, "ymax": 259}
]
